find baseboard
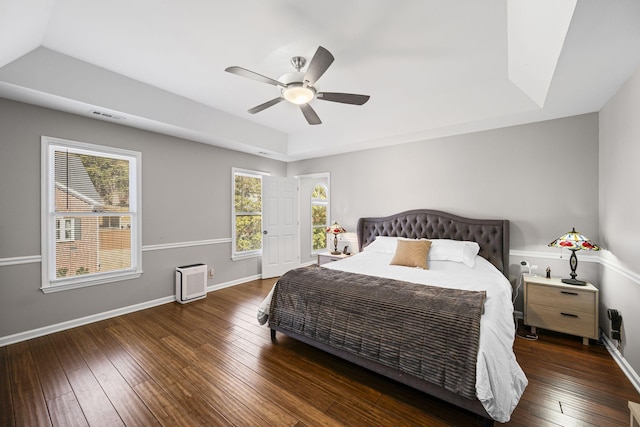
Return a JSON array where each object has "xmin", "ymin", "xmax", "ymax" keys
[
  {"xmin": 207, "ymin": 274, "xmax": 263, "ymax": 292},
  {"xmin": 602, "ymin": 333, "xmax": 640, "ymax": 394},
  {"xmin": 0, "ymin": 274, "xmax": 261, "ymax": 348},
  {"xmin": 0, "ymin": 295, "xmax": 174, "ymax": 347}
]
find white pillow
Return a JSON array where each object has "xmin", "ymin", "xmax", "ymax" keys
[
  {"xmin": 428, "ymin": 239, "xmax": 480, "ymax": 267},
  {"xmin": 362, "ymin": 236, "xmax": 398, "ymax": 254}
]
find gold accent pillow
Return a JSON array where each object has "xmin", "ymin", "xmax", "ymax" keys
[{"xmin": 389, "ymin": 238, "xmax": 432, "ymax": 269}]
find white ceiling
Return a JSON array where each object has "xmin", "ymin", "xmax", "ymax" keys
[{"xmin": 1, "ymin": 0, "xmax": 639, "ymax": 161}]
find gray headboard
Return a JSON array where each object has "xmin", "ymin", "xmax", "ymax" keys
[{"xmin": 356, "ymin": 209, "xmax": 510, "ymax": 276}]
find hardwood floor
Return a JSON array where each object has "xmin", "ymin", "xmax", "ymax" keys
[{"xmin": 1, "ymin": 278, "xmax": 638, "ymax": 426}]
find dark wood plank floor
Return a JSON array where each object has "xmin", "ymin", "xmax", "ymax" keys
[{"xmin": 1, "ymin": 278, "xmax": 638, "ymax": 426}]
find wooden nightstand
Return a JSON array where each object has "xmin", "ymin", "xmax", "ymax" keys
[
  {"xmin": 317, "ymin": 252, "xmax": 350, "ymax": 266},
  {"xmin": 523, "ymin": 275, "xmax": 599, "ymax": 345}
]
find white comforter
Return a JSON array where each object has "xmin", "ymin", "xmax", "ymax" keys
[{"xmin": 258, "ymin": 252, "xmax": 527, "ymax": 422}]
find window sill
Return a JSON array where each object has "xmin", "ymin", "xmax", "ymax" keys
[
  {"xmin": 41, "ymin": 271, "xmax": 143, "ymax": 294},
  {"xmin": 231, "ymin": 252, "xmax": 261, "ymax": 262}
]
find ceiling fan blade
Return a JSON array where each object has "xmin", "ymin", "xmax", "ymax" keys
[
  {"xmin": 248, "ymin": 97, "xmax": 284, "ymax": 114},
  {"xmin": 300, "ymin": 104, "xmax": 322, "ymax": 125},
  {"xmin": 225, "ymin": 66, "xmax": 281, "ymax": 86},
  {"xmin": 317, "ymin": 92, "xmax": 370, "ymax": 105},
  {"xmin": 303, "ymin": 46, "xmax": 334, "ymax": 86}
]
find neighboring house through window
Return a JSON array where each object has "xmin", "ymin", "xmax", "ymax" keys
[
  {"xmin": 41, "ymin": 136, "xmax": 142, "ymax": 292},
  {"xmin": 232, "ymin": 168, "xmax": 268, "ymax": 259},
  {"xmin": 311, "ymin": 184, "xmax": 328, "ymax": 253},
  {"xmin": 56, "ymin": 218, "xmax": 77, "ymax": 242}
]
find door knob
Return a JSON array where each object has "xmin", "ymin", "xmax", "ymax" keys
[{"xmin": 263, "ymin": 230, "xmax": 268, "ymax": 234}]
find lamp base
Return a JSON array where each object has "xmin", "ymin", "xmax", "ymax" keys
[
  {"xmin": 561, "ymin": 278, "xmax": 588, "ymax": 286},
  {"xmin": 330, "ymin": 251, "xmax": 342, "ymax": 255}
]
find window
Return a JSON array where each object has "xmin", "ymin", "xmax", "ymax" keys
[
  {"xmin": 232, "ymin": 168, "xmax": 267, "ymax": 259},
  {"xmin": 56, "ymin": 218, "xmax": 76, "ymax": 242},
  {"xmin": 311, "ymin": 184, "xmax": 328, "ymax": 253},
  {"xmin": 100, "ymin": 216, "xmax": 126, "ymax": 229},
  {"xmin": 41, "ymin": 136, "xmax": 142, "ymax": 292}
]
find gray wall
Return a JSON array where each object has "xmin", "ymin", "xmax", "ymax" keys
[
  {"xmin": 599, "ymin": 65, "xmax": 640, "ymax": 375},
  {"xmin": 0, "ymin": 98, "xmax": 286, "ymax": 338},
  {"xmin": 287, "ymin": 114, "xmax": 602, "ymax": 313},
  {"xmin": 287, "ymin": 114, "xmax": 600, "ymax": 253}
]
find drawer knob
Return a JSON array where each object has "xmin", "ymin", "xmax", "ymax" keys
[{"xmin": 561, "ymin": 291, "xmax": 579, "ymax": 296}]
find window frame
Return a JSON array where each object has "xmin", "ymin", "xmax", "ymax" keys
[
  {"xmin": 41, "ymin": 136, "xmax": 143, "ymax": 293},
  {"xmin": 231, "ymin": 167, "xmax": 269, "ymax": 260},
  {"xmin": 311, "ymin": 183, "xmax": 329, "ymax": 254}
]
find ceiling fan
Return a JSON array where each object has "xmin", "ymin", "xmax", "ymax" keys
[{"xmin": 225, "ymin": 46, "xmax": 370, "ymax": 125}]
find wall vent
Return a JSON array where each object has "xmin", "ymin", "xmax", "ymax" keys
[{"xmin": 89, "ymin": 109, "xmax": 125, "ymax": 120}]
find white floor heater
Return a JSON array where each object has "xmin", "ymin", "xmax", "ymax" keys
[{"xmin": 175, "ymin": 263, "xmax": 207, "ymax": 303}]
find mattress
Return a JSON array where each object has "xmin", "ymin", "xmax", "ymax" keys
[{"xmin": 258, "ymin": 251, "xmax": 528, "ymax": 422}]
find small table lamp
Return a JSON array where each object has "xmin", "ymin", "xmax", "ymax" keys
[
  {"xmin": 326, "ymin": 221, "xmax": 346, "ymax": 255},
  {"xmin": 548, "ymin": 227, "xmax": 600, "ymax": 285}
]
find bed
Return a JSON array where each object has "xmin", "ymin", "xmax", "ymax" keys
[{"xmin": 258, "ymin": 209, "xmax": 527, "ymax": 424}]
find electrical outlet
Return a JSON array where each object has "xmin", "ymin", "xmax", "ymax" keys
[{"xmin": 208, "ymin": 268, "xmax": 214, "ymax": 278}]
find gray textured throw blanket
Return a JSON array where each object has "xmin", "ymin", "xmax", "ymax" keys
[{"xmin": 269, "ymin": 266, "xmax": 486, "ymax": 399}]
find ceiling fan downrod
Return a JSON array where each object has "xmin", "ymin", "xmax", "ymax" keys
[{"xmin": 290, "ymin": 56, "xmax": 306, "ymax": 72}]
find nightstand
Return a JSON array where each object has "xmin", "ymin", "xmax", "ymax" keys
[
  {"xmin": 523, "ymin": 275, "xmax": 599, "ymax": 345},
  {"xmin": 317, "ymin": 252, "xmax": 350, "ymax": 266}
]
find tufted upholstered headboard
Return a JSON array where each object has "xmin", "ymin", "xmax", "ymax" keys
[{"xmin": 356, "ymin": 209, "xmax": 510, "ymax": 276}]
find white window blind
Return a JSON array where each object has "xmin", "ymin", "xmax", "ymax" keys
[{"xmin": 41, "ymin": 137, "xmax": 142, "ymax": 292}]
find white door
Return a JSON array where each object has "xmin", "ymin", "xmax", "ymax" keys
[{"xmin": 262, "ymin": 176, "xmax": 300, "ymax": 278}]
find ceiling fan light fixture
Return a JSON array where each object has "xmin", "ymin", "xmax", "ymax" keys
[
  {"xmin": 282, "ymin": 84, "xmax": 315, "ymax": 105},
  {"xmin": 226, "ymin": 46, "xmax": 369, "ymax": 125}
]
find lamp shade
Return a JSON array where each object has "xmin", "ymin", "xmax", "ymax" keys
[
  {"xmin": 326, "ymin": 222, "xmax": 346, "ymax": 235},
  {"xmin": 548, "ymin": 227, "xmax": 599, "ymax": 285},
  {"xmin": 548, "ymin": 227, "xmax": 600, "ymax": 251}
]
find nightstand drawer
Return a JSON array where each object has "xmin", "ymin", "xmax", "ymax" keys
[
  {"xmin": 527, "ymin": 283, "xmax": 595, "ymax": 312},
  {"xmin": 526, "ymin": 303, "xmax": 596, "ymax": 338},
  {"xmin": 317, "ymin": 252, "xmax": 350, "ymax": 266}
]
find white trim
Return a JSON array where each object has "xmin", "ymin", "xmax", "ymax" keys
[
  {"xmin": 0, "ymin": 238, "xmax": 233, "ymax": 268},
  {"xmin": 0, "ymin": 255, "xmax": 42, "ymax": 267},
  {"xmin": 599, "ymin": 254, "xmax": 640, "ymax": 285},
  {"xmin": 0, "ymin": 274, "xmax": 261, "ymax": 347},
  {"xmin": 41, "ymin": 271, "xmax": 144, "ymax": 293},
  {"xmin": 207, "ymin": 274, "xmax": 262, "ymax": 293},
  {"xmin": 142, "ymin": 238, "xmax": 231, "ymax": 252},
  {"xmin": 601, "ymin": 333, "xmax": 640, "ymax": 394},
  {"xmin": 510, "ymin": 249, "xmax": 639, "ymax": 286},
  {"xmin": 0, "ymin": 293, "xmax": 173, "ymax": 347},
  {"xmin": 509, "ymin": 249, "xmax": 600, "ymax": 263},
  {"xmin": 231, "ymin": 252, "xmax": 260, "ymax": 262}
]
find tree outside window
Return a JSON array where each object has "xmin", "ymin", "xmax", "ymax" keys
[
  {"xmin": 311, "ymin": 184, "xmax": 328, "ymax": 252},
  {"xmin": 233, "ymin": 169, "xmax": 265, "ymax": 257}
]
